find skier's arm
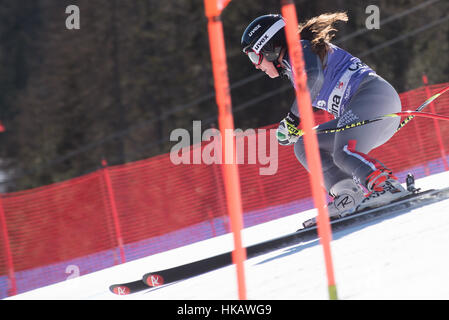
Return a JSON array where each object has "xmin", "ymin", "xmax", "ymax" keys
[
  {"xmin": 277, "ymin": 43, "xmax": 324, "ymax": 145},
  {"xmin": 289, "ymin": 42, "xmax": 325, "ymax": 118}
]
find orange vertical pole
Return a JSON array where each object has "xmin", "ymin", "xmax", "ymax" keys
[
  {"xmin": 210, "ymin": 125, "xmax": 229, "ymax": 221},
  {"xmin": 0, "ymin": 195, "xmax": 17, "ymax": 296},
  {"xmin": 102, "ymin": 159, "xmax": 126, "ymax": 264},
  {"xmin": 204, "ymin": 0, "xmax": 247, "ymax": 300},
  {"xmin": 422, "ymin": 75, "xmax": 449, "ymax": 171},
  {"xmin": 281, "ymin": 0, "xmax": 338, "ymax": 299}
]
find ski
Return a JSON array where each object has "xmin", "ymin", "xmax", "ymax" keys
[
  {"xmin": 301, "ymin": 181, "xmax": 437, "ymax": 229},
  {"xmin": 110, "ymin": 279, "xmax": 149, "ymax": 295},
  {"xmin": 327, "ymin": 186, "xmax": 448, "ymax": 230},
  {"xmin": 110, "ymin": 183, "xmax": 449, "ymax": 296},
  {"xmin": 109, "ymin": 252, "xmax": 233, "ymax": 295},
  {"xmin": 142, "ymin": 252, "xmax": 232, "ymax": 288}
]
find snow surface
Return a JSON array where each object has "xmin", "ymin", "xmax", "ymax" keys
[{"xmin": 6, "ymin": 171, "xmax": 449, "ymax": 300}]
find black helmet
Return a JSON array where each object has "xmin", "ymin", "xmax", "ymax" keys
[{"xmin": 241, "ymin": 14, "xmax": 286, "ymax": 65}]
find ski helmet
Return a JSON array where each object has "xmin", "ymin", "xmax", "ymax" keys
[{"xmin": 241, "ymin": 14, "xmax": 286, "ymax": 66}]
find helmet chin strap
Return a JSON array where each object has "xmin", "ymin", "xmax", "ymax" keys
[
  {"xmin": 260, "ymin": 46, "xmax": 287, "ymax": 77},
  {"xmin": 272, "ymin": 47, "xmax": 287, "ymax": 77},
  {"xmin": 274, "ymin": 60, "xmax": 286, "ymax": 77}
]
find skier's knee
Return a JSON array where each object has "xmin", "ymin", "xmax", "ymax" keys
[
  {"xmin": 293, "ymin": 137, "xmax": 307, "ymax": 167},
  {"xmin": 333, "ymin": 147, "xmax": 346, "ymax": 169}
]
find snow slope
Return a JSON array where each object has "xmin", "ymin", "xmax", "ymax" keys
[{"xmin": 6, "ymin": 171, "xmax": 449, "ymax": 300}]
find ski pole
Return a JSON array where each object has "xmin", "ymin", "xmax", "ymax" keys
[
  {"xmin": 316, "ymin": 109, "xmax": 449, "ymax": 135},
  {"xmin": 297, "ymin": 84, "xmax": 449, "ymax": 136}
]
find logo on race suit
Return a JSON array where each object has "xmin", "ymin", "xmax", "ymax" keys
[
  {"xmin": 146, "ymin": 274, "xmax": 164, "ymax": 287},
  {"xmin": 344, "ymin": 85, "xmax": 352, "ymax": 100},
  {"xmin": 326, "ymin": 60, "xmax": 366, "ymax": 118},
  {"xmin": 348, "ymin": 61, "xmax": 365, "ymax": 71},
  {"xmin": 329, "ymin": 94, "xmax": 342, "ymax": 118},
  {"xmin": 248, "ymin": 24, "xmax": 261, "ymax": 37},
  {"xmin": 336, "ymin": 81, "xmax": 344, "ymax": 89},
  {"xmin": 253, "ymin": 34, "xmax": 269, "ymax": 52}
]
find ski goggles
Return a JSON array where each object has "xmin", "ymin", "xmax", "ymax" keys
[{"xmin": 244, "ymin": 49, "xmax": 263, "ymax": 66}]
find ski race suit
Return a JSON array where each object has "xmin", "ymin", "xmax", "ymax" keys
[{"xmin": 282, "ymin": 40, "xmax": 402, "ymax": 191}]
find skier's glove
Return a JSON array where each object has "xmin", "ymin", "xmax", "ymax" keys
[{"xmin": 276, "ymin": 112, "xmax": 303, "ymax": 146}]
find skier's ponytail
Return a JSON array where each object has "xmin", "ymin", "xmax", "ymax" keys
[{"xmin": 298, "ymin": 12, "xmax": 348, "ymax": 60}]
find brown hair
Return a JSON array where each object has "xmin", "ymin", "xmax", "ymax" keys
[{"xmin": 298, "ymin": 12, "xmax": 348, "ymax": 60}]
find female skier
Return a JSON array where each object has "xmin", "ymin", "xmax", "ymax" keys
[{"xmin": 240, "ymin": 13, "xmax": 409, "ymax": 222}]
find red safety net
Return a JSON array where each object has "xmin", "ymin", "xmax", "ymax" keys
[{"xmin": 0, "ymin": 82, "xmax": 449, "ymax": 297}]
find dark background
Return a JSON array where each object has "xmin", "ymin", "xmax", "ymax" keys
[{"xmin": 0, "ymin": 0, "xmax": 447, "ymax": 191}]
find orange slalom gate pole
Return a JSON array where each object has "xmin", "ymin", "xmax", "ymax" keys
[
  {"xmin": 281, "ymin": 1, "xmax": 338, "ymax": 299},
  {"xmin": 102, "ymin": 159, "xmax": 126, "ymax": 264},
  {"xmin": 204, "ymin": 0, "xmax": 247, "ymax": 300},
  {"xmin": 422, "ymin": 75, "xmax": 449, "ymax": 171},
  {"xmin": 0, "ymin": 196, "xmax": 17, "ymax": 296}
]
